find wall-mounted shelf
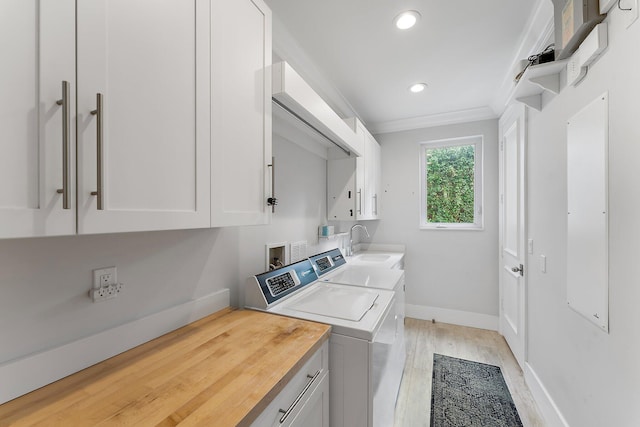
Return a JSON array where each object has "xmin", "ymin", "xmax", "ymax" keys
[
  {"xmin": 318, "ymin": 232, "xmax": 348, "ymax": 240},
  {"xmin": 508, "ymin": 59, "xmax": 569, "ymax": 111}
]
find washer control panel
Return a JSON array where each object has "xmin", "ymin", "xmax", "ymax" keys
[
  {"xmin": 309, "ymin": 248, "xmax": 346, "ymax": 276},
  {"xmin": 266, "ymin": 270, "xmax": 300, "ymax": 297},
  {"xmin": 250, "ymin": 259, "xmax": 318, "ymax": 308}
]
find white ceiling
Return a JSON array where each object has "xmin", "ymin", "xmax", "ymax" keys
[{"xmin": 265, "ymin": 0, "xmax": 551, "ymax": 133}]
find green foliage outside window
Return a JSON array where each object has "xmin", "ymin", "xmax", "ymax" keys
[{"xmin": 425, "ymin": 144, "xmax": 475, "ymax": 223}]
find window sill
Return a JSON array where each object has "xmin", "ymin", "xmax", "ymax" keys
[{"xmin": 419, "ymin": 224, "xmax": 484, "ymax": 231}]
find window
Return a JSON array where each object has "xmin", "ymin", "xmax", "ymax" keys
[{"xmin": 419, "ymin": 136, "xmax": 483, "ymax": 229}]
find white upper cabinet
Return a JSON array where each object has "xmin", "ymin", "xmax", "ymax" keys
[
  {"xmin": 0, "ymin": 0, "xmax": 76, "ymax": 238},
  {"xmin": 366, "ymin": 132, "xmax": 382, "ymax": 218},
  {"xmin": 76, "ymin": 0, "xmax": 211, "ymax": 234},
  {"xmin": 210, "ymin": 0, "xmax": 272, "ymax": 227},
  {"xmin": 327, "ymin": 118, "xmax": 382, "ymax": 221},
  {"xmin": 1, "ymin": 0, "xmax": 271, "ymax": 238}
]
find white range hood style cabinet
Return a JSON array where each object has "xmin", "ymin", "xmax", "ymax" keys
[
  {"xmin": 0, "ymin": 0, "xmax": 272, "ymax": 239},
  {"xmin": 328, "ymin": 118, "xmax": 382, "ymax": 221}
]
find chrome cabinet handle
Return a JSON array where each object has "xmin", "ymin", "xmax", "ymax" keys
[
  {"xmin": 267, "ymin": 156, "xmax": 277, "ymax": 212},
  {"xmin": 373, "ymin": 194, "xmax": 378, "ymax": 215},
  {"xmin": 90, "ymin": 93, "xmax": 104, "ymax": 210},
  {"xmin": 357, "ymin": 189, "xmax": 362, "ymax": 215},
  {"xmin": 278, "ymin": 370, "xmax": 321, "ymax": 424},
  {"xmin": 55, "ymin": 81, "xmax": 71, "ymax": 209}
]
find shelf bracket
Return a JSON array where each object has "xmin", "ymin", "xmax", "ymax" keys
[
  {"xmin": 516, "ymin": 95, "xmax": 542, "ymax": 111},
  {"xmin": 529, "ymin": 74, "xmax": 561, "ymax": 94}
]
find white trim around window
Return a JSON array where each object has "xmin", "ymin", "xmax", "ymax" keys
[{"xmin": 419, "ymin": 135, "xmax": 484, "ymax": 230}]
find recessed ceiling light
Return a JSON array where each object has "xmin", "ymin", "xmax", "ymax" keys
[
  {"xmin": 394, "ymin": 10, "xmax": 421, "ymax": 30},
  {"xmin": 409, "ymin": 83, "xmax": 428, "ymax": 93}
]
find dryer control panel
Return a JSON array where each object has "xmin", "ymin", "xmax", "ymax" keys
[{"xmin": 309, "ymin": 248, "xmax": 346, "ymax": 276}]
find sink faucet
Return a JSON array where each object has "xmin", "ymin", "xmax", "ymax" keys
[{"xmin": 347, "ymin": 224, "xmax": 370, "ymax": 256}]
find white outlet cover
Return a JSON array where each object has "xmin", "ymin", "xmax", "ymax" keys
[{"xmin": 93, "ymin": 266, "xmax": 117, "ymax": 289}]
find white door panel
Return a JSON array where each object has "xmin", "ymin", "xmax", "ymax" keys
[
  {"xmin": 0, "ymin": 0, "xmax": 76, "ymax": 238},
  {"xmin": 499, "ymin": 104, "xmax": 527, "ymax": 369},
  {"xmin": 210, "ymin": 0, "xmax": 272, "ymax": 226},
  {"xmin": 77, "ymin": 0, "xmax": 210, "ymax": 234}
]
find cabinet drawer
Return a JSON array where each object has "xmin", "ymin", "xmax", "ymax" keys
[{"xmin": 251, "ymin": 340, "xmax": 329, "ymax": 427}]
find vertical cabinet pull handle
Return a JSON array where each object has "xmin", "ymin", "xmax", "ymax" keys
[
  {"xmin": 373, "ymin": 194, "xmax": 378, "ymax": 215},
  {"xmin": 357, "ymin": 189, "xmax": 362, "ymax": 215},
  {"xmin": 267, "ymin": 156, "xmax": 277, "ymax": 212},
  {"xmin": 55, "ymin": 81, "xmax": 71, "ymax": 209},
  {"xmin": 278, "ymin": 370, "xmax": 321, "ymax": 423},
  {"xmin": 90, "ymin": 93, "xmax": 104, "ymax": 210}
]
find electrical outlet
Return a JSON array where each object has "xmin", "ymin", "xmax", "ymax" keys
[
  {"xmin": 93, "ymin": 267, "xmax": 117, "ymax": 288},
  {"xmin": 90, "ymin": 267, "xmax": 123, "ymax": 303}
]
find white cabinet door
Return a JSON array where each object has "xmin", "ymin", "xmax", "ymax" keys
[
  {"xmin": 327, "ymin": 119, "xmax": 382, "ymax": 221},
  {"xmin": 327, "ymin": 157, "xmax": 357, "ymax": 221},
  {"xmin": 368, "ymin": 134, "xmax": 381, "ymax": 219},
  {"xmin": 0, "ymin": 0, "xmax": 76, "ymax": 238},
  {"xmin": 76, "ymin": 0, "xmax": 211, "ymax": 234},
  {"xmin": 210, "ymin": 0, "xmax": 272, "ymax": 227}
]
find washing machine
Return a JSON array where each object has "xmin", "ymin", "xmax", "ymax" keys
[
  {"xmin": 246, "ymin": 259, "xmax": 402, "ymax": 427},
  {"xmin": 308, "ymin": 248, "xmax": 406, "ymax": 420}
]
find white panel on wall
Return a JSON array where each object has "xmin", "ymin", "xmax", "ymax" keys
[{"xmin": 566, "ymin": 92, "xmax": 609, "ymax": 332}]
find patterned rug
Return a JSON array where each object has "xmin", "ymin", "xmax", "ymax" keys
[{"xmin": 430, "ymin": 354, "xmax": 523, "ymax": 427}]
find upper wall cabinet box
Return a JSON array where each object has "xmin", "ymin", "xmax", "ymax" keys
[
  {"xmin": 1, "ymin": 0, "xmax": 210, "ymax": 238},
  {"xmin": 272, "ymin": 61, "xmax": 363, "ymax": 158},
  {"xmin": 327, "ymin": 118, "xmax": 382, "ymax": 221},
  {"xmin": 0, "ymin": 0, "xmax": 272, "ymax": 239},
  {"xmin": 552, "ymin": 0, "xmax": 605, "ymax": 60}
]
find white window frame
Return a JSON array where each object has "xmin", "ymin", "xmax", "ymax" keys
[{"xmin": 419, "ymin": 135, "xmax": 484, "ymax": 230}]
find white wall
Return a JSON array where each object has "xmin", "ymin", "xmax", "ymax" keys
[
  {"xmin": 0, "ymin": 136, "xmax": 329, "ymax": 365},
  {"xmin": 370, "ymin": 119, "xmax": 499, "ymax": 328},
  {"xmin": 524, "ymin": 8, "xmax": 640, "ymax": 426}
]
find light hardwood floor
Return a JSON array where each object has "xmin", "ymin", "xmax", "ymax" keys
[{"xmin": 394, "ymin": 318, "xmax": 545, "ymax": 427}]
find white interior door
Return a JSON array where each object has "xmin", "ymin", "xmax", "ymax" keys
[{"xmin": 499, "ymin": 104, "xmax": 527, "ymax": 368}]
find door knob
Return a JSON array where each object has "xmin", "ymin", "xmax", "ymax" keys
[{"xmin": 511, "ymin": 264, "xmax": 524, "ymax": 276}]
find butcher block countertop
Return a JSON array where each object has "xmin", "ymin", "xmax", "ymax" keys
[{"xmin": 0, "ymin": 308, "xmax": 331, "ymax": 427}]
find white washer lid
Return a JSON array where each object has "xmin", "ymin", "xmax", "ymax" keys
[
  {"xmin": 321, "ymin": 265, "xmax": 404, "ymax": 291},
  {"xmin": 289, "ymin": 285, "xmax": 378, "ymax": 321}
]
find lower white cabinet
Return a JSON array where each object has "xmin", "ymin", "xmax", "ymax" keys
[{"xmin": 251, "ymin": 341, "xmax": 329, "ymax": 427}]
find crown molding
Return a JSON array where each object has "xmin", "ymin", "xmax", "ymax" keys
[
  {"xmin": 271, "ymin": 1, "xmax": 553, "ymax": 135},
  {"xmin": 490, "ymin": 0, "xmax": 555, "ymax": 115},
  {"xmin": 369, "ymin": 107, "xmax": 498, "ymax": 135},
  {"xmin": 271, "ymin": 14, "xmax": 358, "ymax": 120}
]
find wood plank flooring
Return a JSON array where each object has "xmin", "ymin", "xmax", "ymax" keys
[{"xmin": 394, "ymin": 318, "xmax": 545, "ymax": 427}]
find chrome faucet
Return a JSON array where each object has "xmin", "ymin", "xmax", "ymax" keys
[{"xmin": 347, "ymin": 224, "xmax": 370, "ymax": 256}]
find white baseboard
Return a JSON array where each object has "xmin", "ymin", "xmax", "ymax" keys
[
  {"xmin": 0, "ymin": 289, "xmax": 230, "ymax": 405},
  {"xmin": 405, "ymin": 304, "xmax": 499, "ymax": 331},
  {"xmin": 524, "ymin": 363, "xmax": 570, "ymax": 427}
]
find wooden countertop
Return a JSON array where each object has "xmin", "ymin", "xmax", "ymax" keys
[{"xmin": 0, "ymin": 308, "xmax": 331, "ymax": 427}]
